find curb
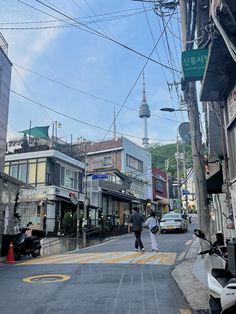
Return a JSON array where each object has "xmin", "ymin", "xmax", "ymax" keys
[{"xmin": 172, "ymin": 236, "xmax": 209, "ymax": 312}]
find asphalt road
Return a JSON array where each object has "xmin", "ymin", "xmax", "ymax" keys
[{"xmin": 0, "ymin": 220, "xmax": 197, "ymax": 314}]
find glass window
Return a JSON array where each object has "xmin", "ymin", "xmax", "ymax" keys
[
  {"xmin": 65, "ymin": 168, "xmax": 73, "ymax": 188},
  {"xmin": 126, "ymin": 154, "xmax": 143, "ymax": 172},
  {"xmin": 60, "ymin": 166, "xmax": 65, "ymax": 186},
  {"xmin": 37, "ymin": 162, "xmax": 46, "ymax": 183},
  {"xmin": 10, "ymin": 165, "xmax": 18, "ymax": 178},
  {"xmin": 28, "ymin": 163, "xmax": 36, "ymax": 184},
  {"xmin": 104, "ymin": 156, "xmax": 112, "ymax": 166},
  {"xmin": 155, "ymin": 178, "xmax": 163, "ymax": 192},
  {"xmin": 4, "ymin": 165, "xmax": 9, "ymax": 175},
  {"xmin": 19, "ymin": 164, "xmax": 27, "ymax": 182},
  {"xmin": 73, "ymin": 172, "xmax": 78, "ymax": 190}
]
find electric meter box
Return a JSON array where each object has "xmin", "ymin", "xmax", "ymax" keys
[{"xmin": 227, "ymin": 238, "xmax": 236, "ymax": 276}]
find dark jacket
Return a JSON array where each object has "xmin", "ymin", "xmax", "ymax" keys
[{"xmin": 129, "ymin": 212, "xmax": 144, "ymax": 231}]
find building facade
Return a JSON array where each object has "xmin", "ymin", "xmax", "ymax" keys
[
  {"xmin": 74, "ymin": 137, "xmax": 152, "ymax": 227},
  {"xmin": 4, "ymin": 149, "xmax": 85, "ymax": 234},
  {"xmin": 200, "ymin": 1, "xmax": 236, "ymax": 239},
  {"xmin": 152, "ymin": 167, "xmax": 169, "ymax": 214},
  {"xmin": 0, "ymin": 34, "xmax": 12, "ymax": 172}
]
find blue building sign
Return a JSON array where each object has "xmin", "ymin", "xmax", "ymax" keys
[{"xmin": 92, "ymin": 174, "xmax": 109, "ymax": 180}]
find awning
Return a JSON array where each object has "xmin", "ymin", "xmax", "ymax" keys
[{"xmin": 101, "ymin": 188, "xmax": 138, "ymax": 202}]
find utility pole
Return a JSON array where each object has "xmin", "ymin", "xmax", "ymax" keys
[
  {"xmin": 175, "ymin": 133, "xmax": 182, "ymax": 211},
  {"xmin": 179, "ymin": 0, "xmax": 210, "ymax": 238},
  {"xmin": 182, "ymin": 142, "xmax": 189, "ymax": 212}
]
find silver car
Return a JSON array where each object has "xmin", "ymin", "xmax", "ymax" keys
[{"xmin": 160, "ymin": 212, "xmax": 188, "ymax": 233}]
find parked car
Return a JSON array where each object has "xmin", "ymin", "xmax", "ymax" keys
[{"xmin": 160, "ymin": 212, "xmax": 188, "ymax": 233}]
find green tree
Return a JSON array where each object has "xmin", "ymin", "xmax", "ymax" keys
[
  {"xmin": 148, "ymin": 143, "xmax": 192, "ymax": 178},
  {"xmin": 63, "ymin": 212, "xmax": 73, "ymax": 236}
]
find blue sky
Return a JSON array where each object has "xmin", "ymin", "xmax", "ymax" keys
[{"xmin": 1, "ymin": 0, "xmax": 189, "ymax": 146}]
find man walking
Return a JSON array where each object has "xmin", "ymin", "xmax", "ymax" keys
[{"xmin": 128, "ymin": 207, "xmax": 145, "ymax": 252}]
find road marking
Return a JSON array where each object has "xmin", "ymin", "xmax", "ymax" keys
[
  {"xmin": 23, "ymin": 274, "xmax": 71, "ymax": 283},
  {"xmin": 180, "ymin": 310, "xmax": 192, "ymax": 314},
  {"xmin": 18, "ymin": 252, "xmax": 176, "ymax": 266},
  {"xmin": 185, "ymin": 240, "xmax": 192, "ymax": 245}
]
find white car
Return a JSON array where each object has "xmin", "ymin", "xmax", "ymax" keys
[{"xmin": 160, "ymin": 212, "xmax": 188, "ymax": 233}]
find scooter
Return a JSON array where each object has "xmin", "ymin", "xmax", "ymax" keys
[
  {"xmin": 13, "ymin": 227, "xmax": 45, "ymax": 260},
  {"xmin": 194, "ymin": 229, "xmax": 236, "ymax": 314}
]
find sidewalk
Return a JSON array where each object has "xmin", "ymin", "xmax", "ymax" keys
[{"xmin": 172, "ymin": 236, "xmax": 210, "ymax": 313}]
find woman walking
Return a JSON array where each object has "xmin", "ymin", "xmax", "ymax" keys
[{"xmin": 145, "ymin": 211, "xmax": 160, "ymax": 252}]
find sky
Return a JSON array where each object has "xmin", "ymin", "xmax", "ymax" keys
[{"xmin": 1, "ymin": 0, "xmax": 190, "ymax": 147}]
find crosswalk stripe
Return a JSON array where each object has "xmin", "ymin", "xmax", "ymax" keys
[{"xmin": 17, "ymin": 252, "xmax": 177, "ymax": 266}]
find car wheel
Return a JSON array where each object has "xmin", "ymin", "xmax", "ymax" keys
[{"xmin": 160, "ymin": 229, "xmax": 164, "ymax": 234}]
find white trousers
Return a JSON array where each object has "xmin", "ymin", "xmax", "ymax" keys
[{"xmin": 149, "ymin": 231, "xmax": 158, "ymax": 250}]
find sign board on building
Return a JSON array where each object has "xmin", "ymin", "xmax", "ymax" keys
[
  {"xmin": 69, "ymin": 192, "xmax": 78, "ymax": 205},
  {"xmin": 92, "ymin": 174, "xmax": 108, "ymax": 180},
  {"xmin": 182, "ymin": 189, "xmax": 190, "ymax": 195},
  {"xmin": 182, "ymin": 49, "xmax": 208, "ymax": 81}
]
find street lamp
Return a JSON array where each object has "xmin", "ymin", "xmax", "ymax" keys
[{"xmin": 160, "ymin": 107, "xmax": 188, "ymax": 112}]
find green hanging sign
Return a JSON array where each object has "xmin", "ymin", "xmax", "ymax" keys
[{"xmin": 182, "ymin": 49, "xmax": 208, "ymax": 81}]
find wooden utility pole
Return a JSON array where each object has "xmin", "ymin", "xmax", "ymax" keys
[{"xmin": 179, "ymin": 0, "xmax": 210, "ymax": 237}]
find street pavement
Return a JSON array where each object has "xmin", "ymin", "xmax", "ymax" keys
[
  {"xmin": 172, "ymin": 218, "xmax": 210, "ymax": 313},
  {"xmin": 0, "ymin": 218, "xmax": 206, "ymax": 314}
]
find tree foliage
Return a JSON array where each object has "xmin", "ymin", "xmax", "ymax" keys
[{"xmin": 148, "ymin": 143, "xmax": 192, "ymax": 178}]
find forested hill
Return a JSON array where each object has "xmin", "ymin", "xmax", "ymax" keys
[{"xmin": 148, "ymin": 143, "xmax": 192, "ymax": 177}]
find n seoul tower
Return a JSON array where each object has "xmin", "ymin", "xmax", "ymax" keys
[{"xmin": 139, "ymin": 72, "xmax": 151, "ymax": 147}]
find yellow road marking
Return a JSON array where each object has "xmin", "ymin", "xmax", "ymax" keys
[
  {"xmin": 23, "ymin": 274, "xmax": 71, "ymax": 283},
  {"xmin": 180, "ymin": 310, "xmax": 192, "ymax": 314},
  {"xmin": 134, "ymin": 253, "xmax": 162, "ymax": 264},
  {"xmin": 17, "ymin": 252, "xmax": 177, "ymax": 265},
  {"xmin": 59, "ymin": 252, "xmax": 117, "ymax": 264},
  {"xmin": 105, "ymin": 252, "xmax": 141, "ymax": 264},
  {"xmin": 19, "ymin": 252, "xmax": 115, "ymax": 265}
]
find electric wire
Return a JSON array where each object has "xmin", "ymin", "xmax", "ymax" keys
[
  {"xmin": 16, "ymin": 0, "xmax": 180, "ymax": 72},
  {"xmin": 141, "ymin": 2, "xmax": 176, "ymax": 109},
  {"xmin": 99, "ymin": 10, "xmax": 176, "ymax": 144},
  {"xmin": 0, "ymin": 7, "xmax": 153, "ymax": 26},
  {"xmin": 10, "ymin": 89, "xmax": 177, "ymax": 143},
  {"xmin": 13, "ymin": 63, "xmax": 179, "ymax": 124}
]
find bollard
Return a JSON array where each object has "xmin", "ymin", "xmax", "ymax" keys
[{"xmin": 7, "ymin": 242, "xmax": 15, "ymax": 264}]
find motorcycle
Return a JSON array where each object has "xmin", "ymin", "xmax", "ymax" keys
[
  {"xmin": 14, "ymin": 227, "xmax": 45, "ymax": 260},
  {"xmin": 194, "ymin": 229, "xmax": 236, "ymax": 314}
]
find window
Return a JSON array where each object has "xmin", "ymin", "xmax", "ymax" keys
[
  {"xmin": 104, "ymin": 156, "xmax": 112, "ymax": 166},
  {"xmin": 126, "ymin": 154, "xmax": 143, "ymax": 172},
  {"xmin": 28, "ymin": 163, "xmax": 36, "ymax": 184},
  {"xmin": 65, "ymin": 168, "xmax": 73, "ymax": 188},
  {"xmin": 92, "ymin": 155, "xmax": 112, "ymax": 168},
  {"xmin": 19, "ymin": 164, "xmax": 27, "ymax": 182},
  {"xmin": 60, "ymin": 165, "xmax": 80, "ymax": 190},
  {"xmin": 4, "ymin": 164, "xmax": 9, "ymax": 175},
  {"xmin": 155, "ymin": 178, "xmax": 164, "ymax": 192},
  {"xmin": 37, "ymin": 162, "xmax": 46, "ymax": 183},
  {"xmin": 10, "ymin": 165, "xmax": 18, "ymax": 178}
]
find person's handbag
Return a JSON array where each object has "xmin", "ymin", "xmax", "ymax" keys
[{"xmin": 150, "ymin": 225, "xmax": 159, "ymax": 234}]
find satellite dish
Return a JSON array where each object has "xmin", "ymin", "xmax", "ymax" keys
[{"xmin": 179, "ymin": 122, "xmax": 191, "ymax": 145}]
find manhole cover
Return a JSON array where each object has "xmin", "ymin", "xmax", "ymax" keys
[{"xmin": 23, "ymin": 274, "xmax": 71, "ymax": 283}]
